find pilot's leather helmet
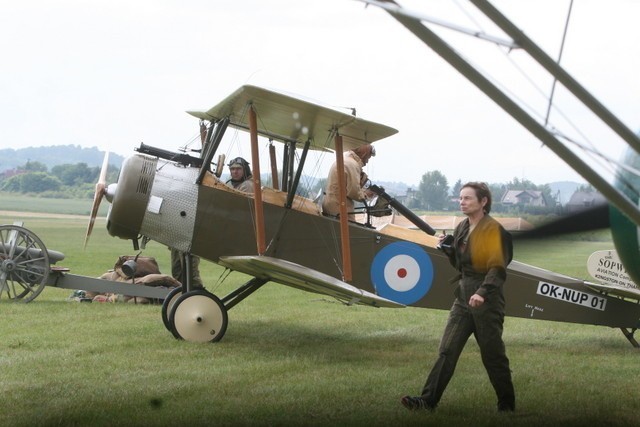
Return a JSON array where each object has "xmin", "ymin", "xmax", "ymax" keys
[{"xmin": 228, "ymin": 157, "xmax": 252, "ymax": 179}]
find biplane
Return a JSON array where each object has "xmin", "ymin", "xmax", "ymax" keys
[
  {"xmin": 71, "ymin": 81, "xmax": 638, "ymax": 345},
  {"xmin": 2, "ymin": 1, "xmax": 639, "ymax": 347}
]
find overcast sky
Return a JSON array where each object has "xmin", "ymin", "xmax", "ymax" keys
[{"xmin": 2, "ymin": 0, "xmax": 639, "ymax": 187}]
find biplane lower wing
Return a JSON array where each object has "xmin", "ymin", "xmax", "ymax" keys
[{"xmin": 218, "ymin": 255, "xmax": 404, "ymax": 308}]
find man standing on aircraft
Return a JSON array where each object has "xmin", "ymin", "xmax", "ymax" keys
[
  {"xmin": 225, "ymin": 157, "xmax": 254, "ymax": 194},
  {"xmin": 401, "ymin": 181, "xmax": 515, "ymax": 413},
  {"xmin": 322, "ymin": 144, "xmax": 375, "ymax": 219}
]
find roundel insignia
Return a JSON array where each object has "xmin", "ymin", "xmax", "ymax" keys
[{"xmin": 371, "ymin": 241, "xmax": 434, "ymax": 305}]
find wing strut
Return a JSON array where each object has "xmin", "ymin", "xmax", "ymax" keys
[
  {"xmin": 620, "ymin": 328, "xmax": 639, "ymax": 348},
  {"xmin": 334, "ymin": 133, "xmax": 353, "ymax": 282},
  {"xmin": 196, "ymin": 117, "xmax": 229, "ymax": 185},
  {"xmin": 249, "ymin": 105, "xmax": 266, "ymax": 255},
  {"xmin": 286, "ymin": 139, "xmax": 311, "ymax": 209},
  {"xmin": 283, "ymin": 141, "xmax": 296, "ymax": 192},
  {"xmin": 269, "ymin": 142, "xmax": 279, "ymax": 190}
]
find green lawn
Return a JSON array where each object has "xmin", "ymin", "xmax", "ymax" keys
[
  {"xmin": 0, "ymin": 208, "xmax": 638, "ymax": 427},
  {"xmin": 0, "ymin": 192, "xmax": 108, "ymax": 216}
]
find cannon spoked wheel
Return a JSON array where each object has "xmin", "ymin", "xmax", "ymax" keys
[
  {"xmin": 169, "ymin": 290, "xmax": 228, "ymax": 343},
  {"xmin": 0, "ymin": 225, "xmax": 50, "ymax": 302}
]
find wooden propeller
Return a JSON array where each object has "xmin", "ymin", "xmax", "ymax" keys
[{"xmin": 84, "ymin": 151, "xmax": 110, "ymax": 249}]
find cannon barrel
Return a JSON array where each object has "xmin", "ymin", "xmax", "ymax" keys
[
  {"xmin": 0, "ymin": 243, "xmax": 65, "ymax": 264},
  {"xmin": 136, "ymin": 143, "xmax": 204, "ymax": 168}
]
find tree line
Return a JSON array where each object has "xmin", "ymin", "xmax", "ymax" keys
[
  {"xmin": 1, "ymin": 160, "xmax": 574, "ymax": 215},
  {"xmin": 407, "ymin": 171, "xmax": 560, "ymax": 215},
  {"xmin": 0, "ymin": 161, "xmax": 120, "ymax": 198}
]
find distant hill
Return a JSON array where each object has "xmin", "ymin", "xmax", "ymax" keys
[{"xmin": 0, "ymin": 145, "xmax": 124, "ymax": 172}]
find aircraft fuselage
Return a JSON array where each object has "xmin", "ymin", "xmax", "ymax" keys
[{"xmin": 105, "ymin": 153, "xmax": 640, "ymax": 329}]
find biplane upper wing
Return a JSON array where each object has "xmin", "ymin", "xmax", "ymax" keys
[
  {"xmin": 187, "ymin": 85, "xmax": 398, "ymax": 152},
  {"xmin": 218, "ymin": 255, "xmax": 404, "ymax": 308}
]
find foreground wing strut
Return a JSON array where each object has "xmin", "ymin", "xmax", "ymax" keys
[{"xmin": 373, "ymin": 0, "xmax": 640, "ymax": 227}]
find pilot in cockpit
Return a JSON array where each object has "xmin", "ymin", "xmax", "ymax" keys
[
  {"xmin": 322, "ymin": 144, "xmax": 375, "ymax": 220},
  {"xmin": 225, "ymin": 157, "xmax": 254, "ymax": 194}
]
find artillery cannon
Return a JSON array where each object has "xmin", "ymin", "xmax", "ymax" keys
[{"xmin": 0, "ymin": 223, "xmax": 171, "ymax": 303}]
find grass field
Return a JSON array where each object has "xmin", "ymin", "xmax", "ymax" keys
[
  {"xmin": 0, "ymin": 192, "xmax": 109, "ymax": 217},
  {"xmin": 0, "ymin": 205, "xmax": 638, "ymax": 426}
]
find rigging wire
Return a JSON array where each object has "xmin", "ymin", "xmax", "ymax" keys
[
  {"xmin": 453, "ymin": 0, "xmax": 486, "ymax": 35},
  {"xmin": 449, "ymin": 0, "xmax": 640, "ymax": 191},
  {"xmin": 177, "ymin": 127, "xmax": 203, "ymax": 153},
  {"xmin": 477, "ymin": 54, "xmax": 631, "ymax": 192},
  {"xmin": 211, "ymin": 267, "xmax": 233, "ymax": 294},
  {"xmin": 544, "ymin": 0, "xmax": 574, "ymax": 126}
]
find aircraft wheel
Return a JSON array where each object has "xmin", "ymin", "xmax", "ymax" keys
[
  {"xmin": 0, "ymin": 225, "xmax": 50, "ymax": 303},
  {"xmin": 169, "ymin": 290, "xmax": 228, "ymax": 343},
  {"xmin": 161, "ymin": 286, "xmax": 183, "ymax": 331}
]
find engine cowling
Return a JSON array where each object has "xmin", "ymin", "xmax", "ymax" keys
[{"xmin": 107, "ymin": 154, "xmax": 157, "ymax": 240}]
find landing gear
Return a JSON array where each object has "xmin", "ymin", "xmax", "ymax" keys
[
  {"xmin": 0, "ymin": 225, "xmax": 50, "ymax": 302},
  {"xmin": 161, "ymin": 286, "xmax": 183, "ymax": 331},
  {"xmin": 620, "ymin": 327, "xmax": 639, "ymax": 348},
  {"xmin": 161, "ymin": 276, "xmax": 267, "ymax": 343},
  {"xmin": 168, "ymin": 290, "xmax": 228, "ymax": 343}
]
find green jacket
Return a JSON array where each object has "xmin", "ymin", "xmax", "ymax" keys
[{"xmin": 447, "ymin": 215, "xmax": 513, "ymax": 300}]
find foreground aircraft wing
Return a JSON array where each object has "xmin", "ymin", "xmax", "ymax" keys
[
  {"xmin": 187, "ymin": 85, "xmax": 398, "ymax": 152},
  {"xmin": 219, "ymin": 255, "xmax": 404, "ymax": 308}
]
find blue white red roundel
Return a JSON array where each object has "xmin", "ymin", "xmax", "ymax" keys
[{"xmin": 370, "ymin": 241, "xmax": 434, "ymax": 305}]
